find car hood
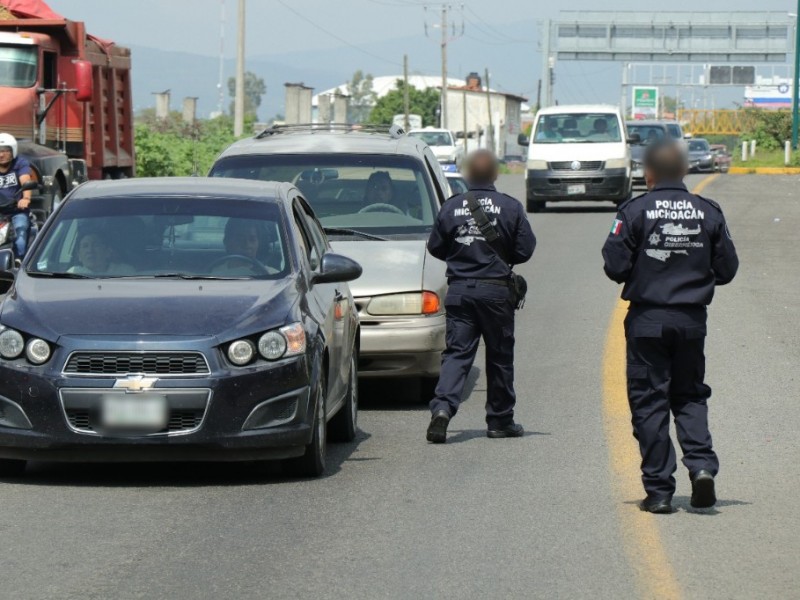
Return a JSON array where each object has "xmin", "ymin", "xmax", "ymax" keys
[
  {"xmin": 1, "ymin": 275, "xmax": 297, "ymax": 340},
  {"xmin": 430, "ymin": 145, "xmax": 460, "ymax": 160},
  {"xmin": 330, "ymin": 240, "xmax": 432, "ymax": 297}
]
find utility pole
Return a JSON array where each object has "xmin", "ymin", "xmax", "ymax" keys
[
  {"xmin": 403, "ymin": 54, "xmax": 410, "ymax": 131},
  {"xmin": 541, "ymin": 20, "xmax": 553, "ymax": 108},
  {"xmin": 535, "ymin": 78, "xmax": 542, "ymax": 113},
  {"xmin": 216, "ymin": 0, "xmax": 226, "ymax": 116},
  {"xmin": 462, "ymin": 87, "xmax": 468, "ymax": 154},
  {"xmin": 233, "ymin": 0, "xmax": 246, "ymax": 137},
  {"xmin": 485, "ymin": 68, "xmax": 493, "ymax": 154},
  {"xmin": 424, "ymin": 4, "xmax": 463, "ymax": 131},
  {"xmin": 793, "ymin": 0, "xmax": 800, "ymax": 149}
]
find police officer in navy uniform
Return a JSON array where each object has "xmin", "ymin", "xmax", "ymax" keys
[
  {"xmin": 426, "ymin": 150, "xmax": 536, "ymax": 443},
  {"xmin": 602, "ymin": 140, "xmax": 738, "ymax": 513}
]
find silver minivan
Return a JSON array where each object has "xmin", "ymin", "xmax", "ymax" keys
[{"xmin": 210, "ymin": 125, "xmax": 450, "ymax": 395}]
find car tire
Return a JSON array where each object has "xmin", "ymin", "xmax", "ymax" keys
[
  {"xmin": 328, "ymin": 353, "xmax": 358, "ymax": 443},
  {"xmin": 0, "ymin": 459, "xmax": 26, "ymax": 478},
  {"xmin": 527, "ymin": 199, "xmax": 546, "ymax": 213},
  {"xmin": 420, "ymin": 376, "xmax": 438, "ymax": 402},
  {"xmin": 285, "ymin": 375, "xmax": 327, "ymax": 477}
]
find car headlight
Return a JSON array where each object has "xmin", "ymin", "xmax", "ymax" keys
[
  {"xmin": 0, "ymin": 328, "xmax": 25, "ymax": 359},
  {"xmin": 367, "ymin": 292, "xmax": 440, "ymax": 316},
  {"xmin": 227, "ymin": 339, "xmax": 256, "ymax": 366},
  {"xmin": 257, "ymin": 323, "xmax": 306, "ymax": 361},
  {"xmin": 704, "ymin": 154, "xmax": 713, "ymax": 160},
  {"xmin": 605, "ymin": 158, "xmax": 630, "ymax": 169},
  {"xmin": 528, "ymin": 160, "xmax": 548, "ymax": 170},
  {"xmin": 25, "ymin": 338, "xmax": 51, "ymax": 365}
]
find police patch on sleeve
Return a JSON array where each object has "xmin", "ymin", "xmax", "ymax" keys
[{"xmin": 610, "ymin": 219, "xmax": 623, "ymax": 235}]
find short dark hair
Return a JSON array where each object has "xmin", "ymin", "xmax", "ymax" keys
[
  {"xmin": 644, "ymin": 140, "xmax": 687, "ymax": 183},
  {"xmin": 465, "ymin": 149, "xmax": 498, "ymax": 186}
]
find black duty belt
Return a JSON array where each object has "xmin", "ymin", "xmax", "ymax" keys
[{"xmin": 448, "ymin": 277, "xmax": 510, "ymax": 287}]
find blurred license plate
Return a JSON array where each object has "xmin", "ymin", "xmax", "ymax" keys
[
  {"xmin": 567, "ymin": 184, "xmax": 586, "ymax": 195},
  {"xmin": 102, "ymin": 395, "xmax": 167, "ymax": 429}
]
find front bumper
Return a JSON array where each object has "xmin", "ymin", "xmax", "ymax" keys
[
  {"xmin": 0, "ymin": 348, "xmax": 316, "ymax": 462},
  {"xmin": 356, "ymin": 312, "xmax": 446, "ymax": 378},
  {"xmin": 526, "ymin": 167, "xmax": 630, "ymax": 202},
  {"xmin": 689, "ymin": 158, "xmax": 715, "ymax": 172}
]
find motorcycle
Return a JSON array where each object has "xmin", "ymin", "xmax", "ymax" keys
[{"xmin": 0, "ymin": 181, "xmax": 42, "ymax": 259}]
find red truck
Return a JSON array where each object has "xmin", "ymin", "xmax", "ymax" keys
[{"xmin": 0, "ymin": 0, "xmax": 134, "ymax": 218}]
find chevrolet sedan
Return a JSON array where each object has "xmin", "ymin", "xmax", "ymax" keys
[{"xmin": 0, "ymin": 178, "xmax": 361, "ymax": 477}]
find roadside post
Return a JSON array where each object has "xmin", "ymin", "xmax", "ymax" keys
[
  {"xmin": 750, "ymin": 140, "xmax": 756, "ymax": 157},
  {"xmin": 742, "ymin": 141, "xmax": 748, "ymax": 162},
  {"xmin": 786, "ymin": 141, "xmax": 792, "ymax": 165}
]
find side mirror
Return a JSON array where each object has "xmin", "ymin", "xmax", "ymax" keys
[
  {"xmin": 517, "ymin": 133, "xmax": 530, "ymax": 147},
  {"xmin": 0, "ymin": 249, "xmax": 14, "ymax": 273},
  {"xmin": 627, "ymin": 132, "xmax": 641, "ymax": 144},
  {"xmin": 73, "ymin": 60, "xmax": 93, "ymax": 102},
  {"xmin": 312, "ymin": 253, "xmax": 362, "ymax": 285}
]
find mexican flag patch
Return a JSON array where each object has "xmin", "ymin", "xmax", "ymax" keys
[{"xmin": 610, "ymin": 219, "xmax": 623, "ymax": 235}]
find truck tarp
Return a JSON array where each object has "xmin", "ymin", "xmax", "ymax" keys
[{"xmin": 0, "ymin": 0, "xmax": 115, "ymax": 52}]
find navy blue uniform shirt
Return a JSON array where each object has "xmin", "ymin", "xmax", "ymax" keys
[
  {"xmin": 0, "ymin": 155, "xmax": 31, "ymax": 204},
  {"xmin": 428, "ymin": 183, "xmax": 536, "ymax": 279},
  {"xmin": 602, "ymin": 181, "xmax": 739, "ymax": 306}
]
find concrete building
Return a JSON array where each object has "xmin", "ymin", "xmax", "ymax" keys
[{"xmin": 312, "ymin": 73, "xmax": 528, "ymax": 158}]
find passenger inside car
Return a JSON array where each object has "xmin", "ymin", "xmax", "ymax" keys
[
  {"xmin": 560, "ymin": 118, "xmax": 581, "ymax": 138},
  {"xmin": 210, "ymin": 218, "xmax": 278, "ymax": 276},
  {"xmin": 68, "ymin": 230, "xmax": 136, "ymax": 276},
  {"xmin": 588, "ymin": 118, "xmax": 611, "ymax": 139},
  {"xmin": 363, "ymin": 171, "xmax": 410, "ymax": 215}
]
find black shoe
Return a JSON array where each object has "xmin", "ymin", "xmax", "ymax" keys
[
  {"xmin": 426, "ymin": 410, "xmax": 450, "ymax": 444},
  {"xmin": 691, "ymin": 470, "xmax": 717, "ymax": 508},
  {"xmin": 639, "ymin": 496, "xmax": 673, "ymax": 514},
  {"xmin": 487, "ymin": 423, "xmax": 524, "ymax": 438}
]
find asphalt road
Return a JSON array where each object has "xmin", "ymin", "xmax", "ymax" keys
[{"xmin": 1, "ymin": 174, "xmax": 798, "ymax": 599}]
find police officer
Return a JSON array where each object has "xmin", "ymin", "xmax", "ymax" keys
[
  {"xmin": 602, "ymin": 140, "xmax": 738, "ymax": 513},
  {"xmin": 0, "ymin": 133, "xmax": 33, "ymax": 259},
  {"xmin": 426, "ymin": 150, "xmax": 536, "ymax": 443}
]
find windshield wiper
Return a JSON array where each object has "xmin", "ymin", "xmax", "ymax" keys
[
  {"xmin": 323, "ymin": 227, "xmax": 388, "ymax": 241},
  {"xmin": 26, "ymin": 271, "xmax": 95, "ymax": 279},
  {"xmin": 151, "ymin": 273, "xmax": 246, "ymax": 280}
]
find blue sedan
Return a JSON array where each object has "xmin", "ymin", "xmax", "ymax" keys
[{"xmin": 0, "ymin": 178, "xmax": 361, "ymax": 477}]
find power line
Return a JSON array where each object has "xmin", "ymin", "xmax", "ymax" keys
[{"xmin": 275, "ymin": 0, "xmax": 402, "ymax": 67}]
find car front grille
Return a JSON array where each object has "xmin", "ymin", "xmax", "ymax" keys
[
  {"xmin": 65, "ymin": 408, "xmax": 205, "ymax": 434},
  {"xmin": 64, "ymin": 352, "xmax": 210, "ymax": 376},
  {"xmin": 549, "ymin": 161, "xmax": 604, "ymax": 171}
]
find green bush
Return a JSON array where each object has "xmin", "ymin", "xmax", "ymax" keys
[{"xmin": 740, "ymin": 109, "xmax": 792, "ymax": 151}]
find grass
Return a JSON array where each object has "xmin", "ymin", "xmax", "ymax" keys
[{"xmin": 732, "ymin": 148, "xmax": 800, "ymax": 168}]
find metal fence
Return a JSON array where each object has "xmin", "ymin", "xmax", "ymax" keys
[{"xmin": 677, "ymin": 109, "xmax": 765, "ymax": 135}]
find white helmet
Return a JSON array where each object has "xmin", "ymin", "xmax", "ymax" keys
[{"xmin": 0, "ymin": 133, "xmax": 18, "ymax": 159}]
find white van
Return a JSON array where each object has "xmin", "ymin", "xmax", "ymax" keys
[{"xmin": 518, "ymin": 104, "xmax": 633, "ymax": 212}]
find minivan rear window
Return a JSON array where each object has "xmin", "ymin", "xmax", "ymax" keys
[{"xmin": 533, "ymin": 113, "xmax": 622, "ymax": 144}]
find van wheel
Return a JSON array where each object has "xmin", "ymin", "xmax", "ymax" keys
[{"xmin": 527, "ymin": 199, "xmax": 546, "ymax": 213}]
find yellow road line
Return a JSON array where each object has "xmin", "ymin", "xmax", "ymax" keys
[{"xmin": 602, "ymin": 174, "xmax": 718, "ymax": 600}]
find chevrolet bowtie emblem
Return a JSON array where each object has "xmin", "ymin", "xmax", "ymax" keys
[{"xmin": 113, "ymin": 375, "xmax": 159, "ymax": 393}]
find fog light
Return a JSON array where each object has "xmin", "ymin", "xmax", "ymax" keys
[
  {"xmin": 0, "ymin": 328, "xmax": 24, "ymax": 359},
  {"xmin": 227, "ymin": 339, "xmax": 255, "ymax": 366},
  {"xmin": 25, "ymin": 338, "xmax": 51, "ymax": 364}
]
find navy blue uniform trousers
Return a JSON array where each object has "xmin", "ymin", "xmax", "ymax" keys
[
  {"xmin": 430, "ymin": 279, "xmax": 516, "ymax": 428},
  {"xmin": 625, "ymin": 305, "xmax": 719, "ymax": 499}
]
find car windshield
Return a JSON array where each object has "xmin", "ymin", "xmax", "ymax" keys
[
  {"xmin": 533, "ymin": 113, "xmax": 622, "ymax": 144},
  {"xmin": 210, "ymin": 154, "xmax": 437, "ymax": 239},
  {"xmin": 689, "ymin": 140, "xmax": 710, "ymax": 152},
  {"xmin": 27, "ymin": 196, "xmax": 291, "ymax": 280},
  {"xmin": 627, "ymin": 125, "xmax": 666, "ymax": 145},
  {"xmin": 0, "ymin": 46, "xmax": 37, "ymax": 88},
  {"xmin": 447, "ymin": 175, "xmax": 469, "ymax": 195},
  {"xmin": 407, "ymin": 131, "xmax": 453, "ymax": 146}
]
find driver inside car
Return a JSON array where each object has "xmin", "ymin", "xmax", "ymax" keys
[
  {"xmin": 363, "ymin": 171, "xmax": 412, "ymax": 216},
  {"xmin": 210, "ymin": 218, "xmax": 277, "ymax": 276}
]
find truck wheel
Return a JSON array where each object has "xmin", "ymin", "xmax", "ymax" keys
[{"xmin": 527, "ymin": 199, "xmax": 546, "ymax": 213}]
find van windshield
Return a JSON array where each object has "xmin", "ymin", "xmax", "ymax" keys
[{"xmin": 533, "ymin": 113, "xmax": 622, "ymax": 144}]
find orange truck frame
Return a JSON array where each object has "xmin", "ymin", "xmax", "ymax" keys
[{"xmin": 0, "ymin": 15, "xmax": 133, "ymax": 216}]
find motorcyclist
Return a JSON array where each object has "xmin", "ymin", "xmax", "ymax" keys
[{"xmin": 0, "ymin": 134, "xmax": 33, "ymax": 259}]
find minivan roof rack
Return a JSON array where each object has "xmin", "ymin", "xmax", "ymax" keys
[{"xmin": 255, "ymin": 123, "xmax": 406, "ymax": 140}]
